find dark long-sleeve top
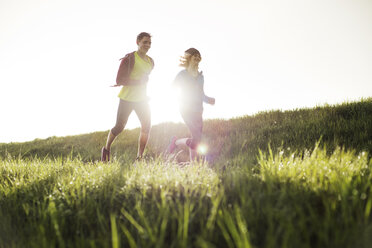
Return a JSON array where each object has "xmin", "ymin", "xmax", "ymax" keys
[{"xmin": 173, "ymin": 69, "xmax": 212, "ymax": 113}]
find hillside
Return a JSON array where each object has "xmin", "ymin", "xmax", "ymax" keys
[
  {"xmin": 1, "ymin": 98, "xmax": 371, "ymax": 165},
  {"xmin": 1, "ymin": 98, "xmax": 372, "ymax": 248}
]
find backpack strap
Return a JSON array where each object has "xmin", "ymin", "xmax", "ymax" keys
[{"xmin": 116, "ymin": 52, "xmax": 135, "ymax": 86}]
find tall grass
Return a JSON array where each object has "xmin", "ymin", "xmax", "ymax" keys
[
  {"xmin": 1, "ymin": 148, "xmax": 371, "ymax": 247},
  {"xmin": 1, "ymin": 98, "xmax": 372, "ymax": 247}
]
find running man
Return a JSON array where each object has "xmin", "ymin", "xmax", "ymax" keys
[{"xmin": 101, "ymin": 32, "xmax": 154, "ymax": 162}]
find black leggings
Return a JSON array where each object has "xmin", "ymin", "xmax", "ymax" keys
[
  {"xmin": 181, "ymin": 110, "xmax": 203, "ymax": 149},
  {"xmin": 111, "ymin": 99, "xmax": 151, "ymax": 136}
]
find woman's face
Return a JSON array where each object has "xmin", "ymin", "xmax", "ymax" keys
[
  {"xmin": 137, "ymin": 36, "xmax": 152, "ymax": 54},
  {"xmin": 188, "ymin": 53, "xmax": 201, "ymax": 66}
]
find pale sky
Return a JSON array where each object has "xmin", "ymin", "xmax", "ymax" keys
[{"xmin": 1, "ymin": 0, "xmax": 371, "ymax": 143}]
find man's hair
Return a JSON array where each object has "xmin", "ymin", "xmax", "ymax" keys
[{"xmin": 137, "ymin": 32, "xmax": 151, "ymax": 42}]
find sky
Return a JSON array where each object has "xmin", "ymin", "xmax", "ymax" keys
[{"xmin": 0, "ymin": 0, "xmax": 371, "ymax": 143}]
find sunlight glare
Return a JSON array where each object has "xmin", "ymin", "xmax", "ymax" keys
[
  {"xmin": 197, "ymin": 144, "xmax": 208, "ymax": 155},
  {"xmin": 147, "ymin": 81, "xmax": 181, "ymax": 124}
]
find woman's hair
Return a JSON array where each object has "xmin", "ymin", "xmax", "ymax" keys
[
  {"xmin": 137, "ymin": 32, "xmax": 151, "ymax": 42},
  {"xmin": 179, "ymin": 48, "xmax": 201, "ymax": 68}
]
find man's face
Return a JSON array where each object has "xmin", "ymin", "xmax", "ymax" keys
[{"xmin": 137, "ymin": 36, "xmax": 151, "ymax": 53}]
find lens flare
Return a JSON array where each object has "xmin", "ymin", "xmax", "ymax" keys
[{"xmin": 197, "ymin": 144, "xmax": 208, "ymax": 155}]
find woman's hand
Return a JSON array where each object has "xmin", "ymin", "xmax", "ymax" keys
[{"xmin": 208, "ymin": 97, "xmax": 215, "ymax": 105}]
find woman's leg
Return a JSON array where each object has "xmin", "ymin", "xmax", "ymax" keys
[
  {"xmin": 174, "ymin": 138, "xmax": 198, "ymax": 161},
  {"xmin": 175, "ymin": 138, "xmax": 189, "ymax": 146},
  {"xmin": 134, "ymin": 101, "xmax": 151, "ymax": 158},
  {"xmin": 180, "ymin": 111, "xmax": 203, "ymax": 161},
  {"xmin": 189, "ymin": 148, "xmax": 198, "ymax": 161}
]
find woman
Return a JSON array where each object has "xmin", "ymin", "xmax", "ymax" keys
[
  {"xmin": 101, "ymin": 32, "xmax": 154, "ymax": 162},
  {"xmin": 166, "ymin": 48, "xmax": 215, "ymax": 161}
]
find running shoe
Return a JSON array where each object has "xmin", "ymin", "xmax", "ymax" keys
[
  {"xmin": 101, "ymin": 147, "xmax": 110, "ymax": 162},
  {"xmin": 132, "ymin": 156, "xmax": 142, "ymax": 167}
]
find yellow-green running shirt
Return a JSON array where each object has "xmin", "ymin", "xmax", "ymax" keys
[{"xmin": 118, "ymin": 52, "xmax": 153, "ymax": 102}]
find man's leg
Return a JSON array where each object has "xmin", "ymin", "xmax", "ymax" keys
[
  {"xmin": 105, "ymin": 131, "xmax": 116, "ymax": 151},
  {"xmin": 137, "ymin": 131, "xmax": 149, "ymax": 158},
  {"xmin": 134, "ymin": 102, "xmax": 151, "ymax": 158},
  {"xmin": 102, "ymin": 100, "xmax": 133, "ymax": 161}
]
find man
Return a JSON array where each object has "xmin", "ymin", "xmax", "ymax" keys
[{"xmin": 101, "ymin": 32, "xmax": 154, "ymax": 162}]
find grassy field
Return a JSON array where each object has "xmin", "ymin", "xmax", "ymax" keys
[{"xmin": 1, "ymin": 98, "xmax": 372, "ymax": 247}]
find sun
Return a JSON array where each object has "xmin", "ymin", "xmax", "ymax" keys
[{"xmin": 147, "ymin": 82, "xmax": 181, "ymax": 125}]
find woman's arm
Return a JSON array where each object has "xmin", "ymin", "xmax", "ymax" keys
[
  {"xmin": 201, "ymin": 75, "xmax": 215, "ymax": 105},
  {"xmin": 203, "ymin": 94, "xmax": 215, "ymax": 105}
]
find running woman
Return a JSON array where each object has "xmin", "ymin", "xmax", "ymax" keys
[
  {"xmin": 166, "ymin": 48, "xmax": 215, "ymax": 161},
  {"xmin": 101, "ymin": 32, "xmax": 154, "ymax": 162}
]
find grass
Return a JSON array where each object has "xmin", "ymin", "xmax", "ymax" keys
[
  {"xmin": 0, "ymin": 98, "xmax": 372, "ymax": 247},
  {"xmin": 1, "ymin": 148, "xmax": 371, "ymax": 247}
]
